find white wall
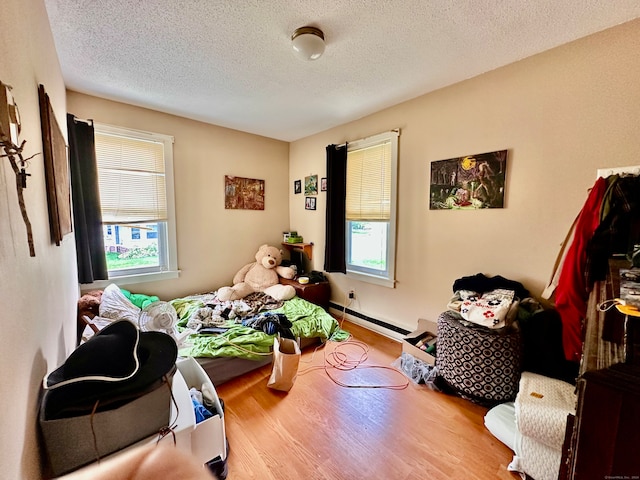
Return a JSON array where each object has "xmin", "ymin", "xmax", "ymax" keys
[
  {"xmin": 0, "ymin": 0, "xmax": 79, "ymax": 477},
  {"xmin": 290, "ymin": 19, "xmax": 640, "ymax": 335},
  {"xmin": 67, "ymin": 93, "xmax": 291, "ymax": 300}
]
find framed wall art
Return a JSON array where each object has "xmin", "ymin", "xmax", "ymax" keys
[
  {"xmin": 304, "ymin": 174, "xmax": 318, "ymax": 195},
  {"xmin": 429, "ymin": 150, "xmax": 507, "ymax": 210},
  {"xmin": 321, "ymin": 177, "xmax": 327, "ymax": 192},
  {"xmin": 39, "ymin": 84, "xmax": 72, "ymax": 245},
  {"xmin": 294, "ymin": 179, "xmax": 301, "ymax": 194},
  {"xmin": 224, "ymin": 175, "xmax": 265, "ymax": 210},
  {"xmin": 305, "ymin": 196, "xmax": 316, "ymax": 210}
]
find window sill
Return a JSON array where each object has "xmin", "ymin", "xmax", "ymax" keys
[
  {"xmin": 80, "ymin": 270, "xmax": 180, "ymax": 290},
  {"xmin": 346, "ymin": 270, "xmax": 396, "ymax": 288}
]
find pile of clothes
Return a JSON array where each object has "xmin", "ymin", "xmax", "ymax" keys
[{"xmin": 447, "ymin": 273, "xmax": 532, "ymax": 330}]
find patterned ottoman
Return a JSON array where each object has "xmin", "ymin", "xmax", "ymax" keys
[{"xmin": 435, "ymin": 311, "xmax": 522, "ymax": 406}]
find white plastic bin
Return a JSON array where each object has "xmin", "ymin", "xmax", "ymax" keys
[{"xmin": 176, "ymin": 357, "xmax": 227, "ymax": 464}]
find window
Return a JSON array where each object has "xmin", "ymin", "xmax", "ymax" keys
[
  {"xmin": 345, "ymin": 131, "xmax": 398, "ymax": 287},
  {"xmin": 92, "ymin": 124, "xmax": 178, "ymax": 285}
]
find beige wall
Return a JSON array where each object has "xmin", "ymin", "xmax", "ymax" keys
[
  {"xmin": 0, "ymin": 0, "xmax": 79, "ymax": 477},
  {"xmin": 67, "ymin": 92, "xmax": 291, "ymax": 299},
  {"xmin": 3, "ymin": 5, "xmax": 639, "ymax": 476},
  {"xmin": 290, "ymin": 19, "xmax": 640, "ymax": 335}
]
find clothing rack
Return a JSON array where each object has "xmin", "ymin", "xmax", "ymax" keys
[{"xmin": 597, "ymin": 165, "xmax": 640, "ymax": 178}]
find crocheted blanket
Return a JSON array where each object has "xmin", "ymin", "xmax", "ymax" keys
[
  {"xmin": 515, "ymin": 371, "xmax": 576, "ymax": 449},
  {"xmin": 513, "ymin": 372, "xmax": 577, "ymax": 480}
]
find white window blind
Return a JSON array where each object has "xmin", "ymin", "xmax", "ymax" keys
[
  {"xmin": 95, "ymin": 132, "xmax": 167, "ymax": 224},
  {"xmin": 346, "ymin": 140, "xmax": 391, "ymax": 221}
]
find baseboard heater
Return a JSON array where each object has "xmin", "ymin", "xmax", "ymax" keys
[{"xmin": 328, "ymin": 302, "xmax": 410, "ymax": 336}]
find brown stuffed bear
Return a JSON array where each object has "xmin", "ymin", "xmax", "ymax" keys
[
  {"xmin": 76, "ymin": 290, "xmax": 103, "ymax": 344},
  {"xmin": 217, "ymin": 244, "xmax": 296, "ymax": 301}
]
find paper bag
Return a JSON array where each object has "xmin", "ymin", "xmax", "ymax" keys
[{"xmin": 267, "ymin": 336, "xmax": 301, "ymax": 392}]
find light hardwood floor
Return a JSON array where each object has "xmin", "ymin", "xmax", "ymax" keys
[{"xmin": 215, "ymin": 320, "xmax": 518, "ymax": 480}]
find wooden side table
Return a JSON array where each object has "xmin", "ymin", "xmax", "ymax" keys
[{"xmin": 280, "ymin": 277, "xmax": 330, "ymax": 309}]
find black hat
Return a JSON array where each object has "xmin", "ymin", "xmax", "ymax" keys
[{"xmin": 42, "ymin": 320, "xmax": 177, "ymax": 419}]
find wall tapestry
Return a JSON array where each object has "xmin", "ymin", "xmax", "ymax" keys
[
  {"xmin": 304, "ymin": 174, "xmax": 318, "ymax": 195},
  {"xmin": 224, "ymin": 175, "xmax": 265, "ymax": 210},
  {"xmin": 429, "ymin": 150, "xmax": 507, "ymax": 210},
  {"xmin": 39, "ymin": 84, "xmax": 72, "ymax": 244}
]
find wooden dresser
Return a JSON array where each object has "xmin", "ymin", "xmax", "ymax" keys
[
  {"xmin": 562, "ymin": 363, "xmax": 640, "ymax": 478},
  {"xmin": 560, "ymin": 259, "xmax": 640, "ymax": 478}
]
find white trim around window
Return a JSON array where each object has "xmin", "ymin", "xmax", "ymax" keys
[
  {"xmin": 345, "ymin": 130, "xmax": 399, "ymax": 288},
  {"xmin": 81, "ymin": 123, "xmax": 179, "ymax": 289}
]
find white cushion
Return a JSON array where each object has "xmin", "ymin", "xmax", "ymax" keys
[{"xmin": 484, "ymin": 401, "xmax": 519, "ymax": 451}]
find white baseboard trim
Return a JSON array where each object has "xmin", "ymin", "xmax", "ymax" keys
[{"xmin": 328, "ymin": 304, "xmax": 407, "ymax": 342}]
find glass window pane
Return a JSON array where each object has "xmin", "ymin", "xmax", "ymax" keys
[
  {"xmin": 348, "ymin": 221, "xmax": 388, "ymax": 271},
  {"xmin": 104, "ymin": 222, "xmax": 161, "ymax": 272}
]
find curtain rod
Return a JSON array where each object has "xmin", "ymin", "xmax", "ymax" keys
[
  {"xmin": 334, "ymin": 128, "xmax": 400, "ymax": 148},
  {"xmin": 72, "ymin": 116, "xmax": 93, "ymax": 125}
]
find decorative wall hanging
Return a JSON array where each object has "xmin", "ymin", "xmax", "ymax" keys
[
  {"xmin": 429, "ymin": 150, "xmax": 507, "ymax": 210},
  {"xmin": 39, "ymin": 84, "xmax": 72, "ymax": 245},
  {"xmin": 294, "ymin": 179, "xmax": 301, "ymax": 194},
  {"xmin": 304, "ymin": 174, "xmax": 318, "ymax": 195},
  {"xmin": 320, "ymin": 177, "xmax": 327, "ymax": 192},
  {"xmin": 305, "ymin": 196, "xmax": 316, "ymax": 210},
  {"xmin": 0, "ymin": 80, "xmax": 35, "ymax": 256},
  {"xmin": 0, "ymin": 82, "xmax": 20, "ymax": 144},
  {"xmin": 224, "ymin": 175, "xmax": 265, "ymax": 210}
]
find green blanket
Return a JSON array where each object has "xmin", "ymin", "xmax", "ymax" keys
[{"xmin": 176, "ymin": 296, "xmax": 348, "ymax": 360}]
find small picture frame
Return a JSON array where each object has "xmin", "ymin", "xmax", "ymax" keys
[
  {"xmin": 294, "ymin": 179, "xmax": 301, "ymax": 194},
  {"xmin": 320, "ymin": 177, "xmax": 327, "ymax": 192},
  {"xmin": 305, "ymin": 196, "xmax": 316, "ymax": 210}
]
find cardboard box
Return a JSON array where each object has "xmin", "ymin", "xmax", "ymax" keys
[
  {"xmin": 402, "ymin": 318, "xmax": 437, "ymax": 365},
  {"xmin": 39, "ymin": 381, "xmax": 172, "ymax": 477}
]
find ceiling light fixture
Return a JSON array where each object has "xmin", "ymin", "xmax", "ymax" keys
[{"xmin": 291, "ymin": 26, "xmax": 325, "ymax": 61}]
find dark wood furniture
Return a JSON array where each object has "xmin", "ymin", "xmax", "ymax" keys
[
  {"xmin": 280, "ymin": 277, "xmax": 330, "ymax": 309},
  {"xmin": 281, "ymin": 242, "xmax": 313, "ymax": 260},
  {"xmin": 559, "ymin": 259, "xmax": 640, "ymax": 478},
  {"xmin": 563, "ymin": 363, "xmax": 640, "ymax": 478}
]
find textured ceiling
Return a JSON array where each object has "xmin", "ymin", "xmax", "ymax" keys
[{"xmin": 44, "ymin": 1, "xmax": 640, "ymax": 142}]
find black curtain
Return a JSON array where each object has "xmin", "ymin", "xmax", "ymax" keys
[
  {"xmin": 324, "ymin": 143, "xmax": 347, "ymax": 273},
  {"xmin": 67, "ymin": 114, "xmax": 108, "ymax": 284}
]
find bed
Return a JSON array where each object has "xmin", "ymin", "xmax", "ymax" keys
[{"xmin": 79, "ymin": 284, "xmax": 348, "ymax": 386}]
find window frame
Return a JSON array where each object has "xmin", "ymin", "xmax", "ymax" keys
[
  {"xmin": 82, "ymin": 123, "xmax": 179, "ymax": 288},
  {"xmin": 345, "ymin": 130, "xmax": 398, "ymax": 288}
]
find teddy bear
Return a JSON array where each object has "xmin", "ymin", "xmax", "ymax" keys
[
  {"xmin": 217, "ymin": 244, "xmax": 296, "ymax": 301},
  {"xmin": 76, "ymin": 290, "xmax": 103, "ymax": 344},
  {"xmin": 77, "ymin": 290, "xmax": 103, "ymax": 320}
]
